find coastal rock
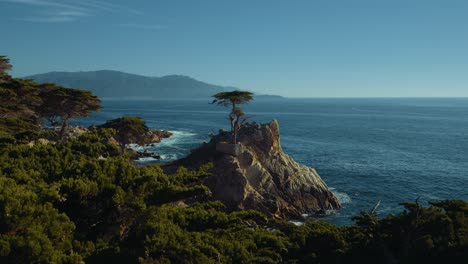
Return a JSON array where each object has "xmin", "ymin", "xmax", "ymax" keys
[
  {"xmin": 58, "ymin": 126, "xmax": 89, "ymax": 141},
  {"xmin": 145, "ymin": 129, "xmax": 173, "ymax": 143},
  {"xmin": 95, "ymin": 127, "xmax": 172, "ymax": 148},
  {"xmin": 27, "ymin": 138, "xmax": 52, "ymax": 147},
  {"xmin": 177, "ymin": 120, "xmax": 341, "ymax": 220},
  {"xmin": 136, "ymin": 150, "xmax": 161, "ymax": 159}
]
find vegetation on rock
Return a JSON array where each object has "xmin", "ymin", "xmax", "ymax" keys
[{"xmin": 99, "ymin": 117, "xmax": 150, "ymax": 151}]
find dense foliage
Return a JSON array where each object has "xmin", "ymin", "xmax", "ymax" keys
[
  {"xmin": 100, "ymin": 117, "xmax": 150, "ymax": 150},
  {"xmin": 38, "ymin": 83, "xmax": 101, "ymax": 138},
  {"xmin": 0, "ymin": 58, "xmax": 101, "ymax": 140},
  {"xmin": 0, "ymin": 57, "xmax": 466, "ymax": 263},
  {"xmin": 0, "ymin": 56, "xmax": 12, "ymax": 83},
  {"xmin": 0, "ymin": 131, "xmax": 466, "ymax": 263}
]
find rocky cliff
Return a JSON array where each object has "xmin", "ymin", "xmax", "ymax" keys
[{"xmin": 177, "ymin": 120, "xmax": 341, "ymax": 220}]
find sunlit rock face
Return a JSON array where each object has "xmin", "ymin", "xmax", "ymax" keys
[{"xmin": 179, "ymin": 120, "xmax": 341, "ymax": 220}]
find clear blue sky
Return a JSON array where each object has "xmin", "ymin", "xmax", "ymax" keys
[{"xmin": 1, "ymin": 0, "xmax": 467, "ymax": 97}]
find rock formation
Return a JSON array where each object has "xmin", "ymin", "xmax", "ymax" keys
[
  {"xmin": 88, "ymin": 125, "xmax": 172, "ymax": 147},
  {"xmin": 177, "ymin": 120, "xmax": 341, "ymax": 220},
  {"xmin": 145, "ymin": 129, "xmax": 173, "ymax": 144}
]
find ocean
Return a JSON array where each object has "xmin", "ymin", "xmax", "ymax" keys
[{"xmin": 78, "ymin": 98, "xmax": 468, "ymax": 225}]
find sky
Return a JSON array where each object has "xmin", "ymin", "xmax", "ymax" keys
[{"xmin": 1, "ymin": 0, "xmax": 468, "ymax": 97}]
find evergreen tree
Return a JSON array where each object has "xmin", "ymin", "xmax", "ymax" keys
[
  {"xmin": 212, "ymin": 90, "xmax": 253, "ymax": 143},
  {"xmin": 0, "ymin": 56, "xmax": 12, "ymax": 83},
  {"xmin": 38, "ymin": 83, "xmax": 101, "ymax": 138}
]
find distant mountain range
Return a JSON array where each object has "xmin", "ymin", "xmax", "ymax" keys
[{"xmin": 25, "ymin": 70, "xmax": 282, "ymax": 99}]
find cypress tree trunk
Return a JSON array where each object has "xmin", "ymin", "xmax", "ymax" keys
[
  {"xmin": 233, "ymin": 116, "xmax": 240, "ymax": 144},
  {"xmin": 59, "ymin": 115, "xmax": 70, "ymax": 139},
  {"xmin": 233, "ymin": 126, "xmax": 237, "ymax": 144},
  {"xmin": 231, "ymin": 102, "xmax": 236, "ymax": 143},
  {"xmin": 230, "ymin": 102, "xmax": 236, "ymax": 132}
]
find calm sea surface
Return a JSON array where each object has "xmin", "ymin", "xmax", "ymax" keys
[{"xmin": 78, "ymin": 98, "xmax": 468, "ymax": 225}]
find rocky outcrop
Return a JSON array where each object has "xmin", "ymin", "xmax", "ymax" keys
[
  {"xmin": 177, "ymin": 120, "xmax": 341, "ymax": 220},
  {"xmin": 145, "ymin": 129, "xmax": 172, "ymax": 144},
  {"xmin": 136, "ymin": 150, "xmax": 161, "ymax": 159},
  {"xmin": 88, "ymin": 125, "xmax": 172, "ymax": 147},
  {"xmin": 58, "ymin": 126, "xmax": 89, "ymax": 141}
]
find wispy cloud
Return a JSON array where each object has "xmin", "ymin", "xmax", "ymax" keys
[
  {"xmin": 1, "ymin": 0, "xmax": 145, "ymax": 23},
  {"xmin": 15, "ymin": 9, "xmax": 90, "ymax": 23},
  {"xmin": 78, "ymin": 0, "xmax": 143, "ymax": 16},
  {"xmin": 119, "ymin": 23, "xmax": 166, "ymax": 30},
  {"xmin": 17, "ymin": 16, "xmax": 76, "ymax": 23},
  {"xmin": 1, "ymin": 0, "xmax": 88, "ymax": 11},
  {"xmin": 54, "ymin": 10, "xmax": 90, "ymax": 17}
]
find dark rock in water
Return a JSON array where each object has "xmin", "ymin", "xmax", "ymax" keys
[
  {"xmin": 175, "ymin": 120, "xmax": 341, "ymax": 220},
  {"xmin": 136, "ymin": 150, "xmax": 161, "ymax": 160}
]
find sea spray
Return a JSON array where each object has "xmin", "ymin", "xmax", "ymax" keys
[
  {"xmin": 330, "ymin": 188, "xmax": 352, "ymax": 204},
  {"xmin": 131, "ymin": 130, "xmax": 200, "ymax": 163}
]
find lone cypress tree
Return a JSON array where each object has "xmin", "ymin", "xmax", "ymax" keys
[{"xmin": 212, "ymin": 90, "xmax": 253, "ymax": 143}]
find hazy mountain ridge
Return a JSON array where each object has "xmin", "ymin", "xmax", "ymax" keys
[{"xmin": 24, "ymin": 70, "xmax": 235, "ymax": 99}]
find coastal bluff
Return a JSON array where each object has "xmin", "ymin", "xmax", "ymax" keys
[{"xmin": 176, "ymin": 120, "xmax": 341, "ymax": 220}]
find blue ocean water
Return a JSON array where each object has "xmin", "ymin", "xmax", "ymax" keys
[{"xmin": 78, "ymin": 98, "xmax": 468, "ymax": 225}]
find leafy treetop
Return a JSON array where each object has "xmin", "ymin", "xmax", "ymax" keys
[
  {"xmin": 99, "ymin": 116, "xmax": 149, "ymax": 150},
  {"xmin": 212, "ymin": 90, "xmax": 254, "ymax": 110}
]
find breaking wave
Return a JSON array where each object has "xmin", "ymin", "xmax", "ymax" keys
[
  {"xmin": 330, "ymin": 188, "xmax": 352, "ymax": 204},
  {"xmin": 131, "ymin": 130, "xmax": 200, "ymax": 163}
]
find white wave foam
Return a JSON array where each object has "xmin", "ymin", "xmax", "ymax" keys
[
  {"xmin": 169, "ymin": 130, "xmax": 197, "ymax": 137},
  {"xmin": 159, "ymin": 154, "xmax": 178, "ymax": 160},
  {"xmin": 137, "ymin": 157, "xmax": 158, "ymax": 162},
  {"xmin": 128, "ymin": 144, "xmax": 145, "ymax": 151},
  {"xmin": 129, "ymin": 130, "xmax": 200, "ymax": 164},
  {"xmin": 289, "ymin": 220, "xmax": 305, "ymax": 226},
  {"xmin": 128, "ymin": 130, "xmax": 198, "ymax": 148},
  {"xmin": 330, "ymin": 188, "xmax": 352, "ymax": 204},
  {"xmin": 156, "ymin": 130, "xmax": 198, "ymax": 148}
]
